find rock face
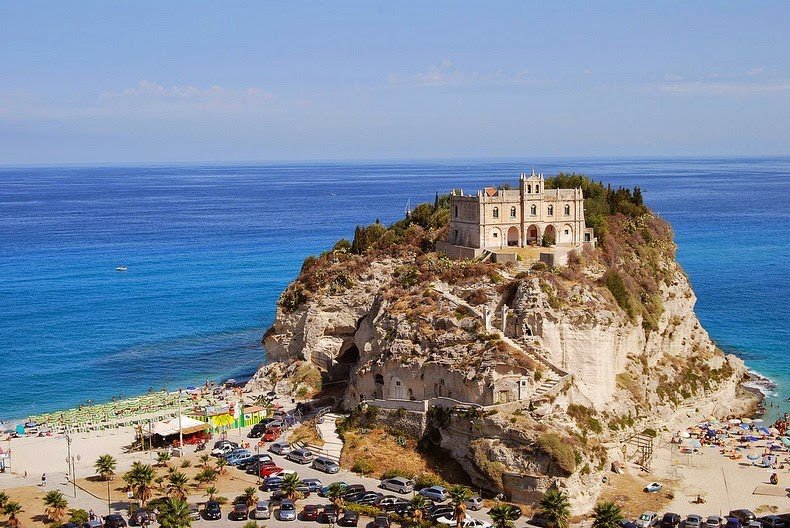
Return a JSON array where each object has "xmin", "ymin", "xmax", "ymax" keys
[{"xmin": 250, "ymin": 209, "xmax": 756, "ymax": 513}]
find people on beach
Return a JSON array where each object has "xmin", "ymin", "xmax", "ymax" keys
[{"xmin": 40, "ymin": 472, "xmax": 46, "ymax": 486}]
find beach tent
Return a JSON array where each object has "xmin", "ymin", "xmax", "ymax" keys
[{"xmin": 147, "ymin": 415, "xmax": 209, "ymax": 437}]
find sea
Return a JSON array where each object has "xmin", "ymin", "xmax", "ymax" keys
[{"xmin": 1, "ymin": 158, "xmax": 788, "ymax": 422}]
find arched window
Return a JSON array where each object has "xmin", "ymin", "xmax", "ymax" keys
[
  {"xmin": 536, "ymin": 184, "xmax": 540, "ymax": 193},
  {"xmin": 510, "ymin": 206, "xmax": 517, "ymax": 218},
  {"xmin": 547, "ymin": 205, "xmax": 554, "ymax": 216},
  {"xmin": 527, "ymin": 184, "xmax": 532, "ymax": 193},
  {"xmin": 454, "ymin": 205, "xmax": 458, "ymax": 217},
  {"xmin": 564, "ymin": 204, "xmax": 571, "ymax": 216},
  {"xmin": 492, "ymin": 207, "xmax": 499, "ymax": 219},
  {"xmin": 530, "ymin": 204, "xmax": 537, "ymax": 215}
]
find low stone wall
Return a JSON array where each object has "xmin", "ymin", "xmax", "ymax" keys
[
  {"xmin": 436, "ymin": 241, "xmax": 483, "ymax": 260},
  {"xmin": 360, "ymin": 405, "xmax": 428, "ymax": 438}
]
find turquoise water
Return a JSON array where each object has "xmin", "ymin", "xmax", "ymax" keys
[{"xmin": 0, "ymin": 159, "xmax": 787, "ymax": 420}]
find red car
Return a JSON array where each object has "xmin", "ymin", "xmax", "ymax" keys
[
  {"xmin": 262, "ymin": 427, "xmax": 281, "ymax": 442},
  {"xmin": 260, "ymin": 465, "xmax": 284, "ymax": 477},
  {"xmin": 301, "ymin": 505, "xmax": 321, "ymax": 522}
]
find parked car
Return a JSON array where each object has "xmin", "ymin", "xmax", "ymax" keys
[
  {"xmin": 269, "ymin": 442, "xmax": 293, "ymax": 455},
  {"xmin": 188, "ymin": 505, "xmax": 200, "ymax": 521},
  {"xmin": 356, "ymin": 492, "xmax": 384, "ymax": 506},
  {"xmin": 758, "ymin": 517, "xmax": 786, "ymax": 528},
  {"xmin": 278, "ymin": 501, "xmax": 297, "ymax": 521},
  {"xmin": 436, "ymin": 515, "xmax": 492, "ymax": 528},
  {"xmin": 287, "ymin": 448, "xmax": 314, "ymax": 464},
  {"xmin": 313, "ymin": 456, "xmax": 340, "ymax": 473},
  {"xmin": 319, "ymin": 482, "xmax": 348, "ymax": 497},
  {"xmin": 204, "ymin": 501, "xmax": 222, "ymax": 521},
  {"xmin": 248, "ymin": 421, "xmax": 274, "ymax": 438},
  {"xmin": 465, "ymin": 496, "xmax": 484, "ymax": 511},
  {"xmin": 83, "ymin": 520, "xmax": 102, "ymax": 528},
  {"xmin": 377, "ymin": 496, "xmax": 409, "ymax": 512},
  {"xmin": 252, "ymin": 501, "xmax": 271, "ymax": 520},
  {"xmin": 260, "ymin": 465, "xmax": 284, "ymax": 477},
  {"xmin": 685, "ymin": 516, "xmax": 704, "ymax": 528},
  {"xmin": 104, "ymin": 515, "xmax": 127, "ymax": 528},
  {"xmin": 338, "ymin": 511, "xmax": 360, "ymax": 527},
  {"xmin": 636, "ymin": 512, "xmax": 659, "ymax": 528},
  {"xmin": 213, "ymin": 440, "xmax": 238, "ymax": 450},
  {"xmin": 374, "ymin": 514, "xmax": 392, "ymax": 528},
  {"xmin": 230, "ymin": 503, "xmax": 249, "ymax": 521},
  {"xmin": 429, "ymin": 506, "xmax": 456, "ymax": 522},
  {"xmin": 706, "ymin": 517, "xmax": 723, "ymax": 528},
  {"xmin": 662, "ymin": 514, "xmax": 683, "ymax": 528},
  {"xmin": 247, "ymin": 459, "xmax": 276, "ymax": 475},
  {"xmin": 730, "ymin": 513, "xmax": 757, "ymax": 524},
  {"xmin": 211, "ymin": 444, "xmax": 235, "ymax": 457},
  {"xmin": 129, "ymin": 510, "xmax": 149, "ymax": 526},
  {"xmin": 301, "ymin": 505, "xmax": 321, "ymax": 522},
  {"xmin": 644, "ymin": 482, "xmax": 662, "ymax": 493},
  {"xmin": 380, "ymin": 477, "xmax": 414, "ymax": 494},
  {"xmin": 419, "ymin": 486, "xmax": 449, "ymax": 502},
  {"xmin": 263, "ymin": 428, "xmax": 282, "ymax": 442},
  {"xmin": 262, "ymin": 476, "xmax": 284, "ymax": 491},
  {"xmin": 726, "ymin": 518, "xmax": 743, "ymax": 528},
  {"xmin": 319, "ymin": 504, "xmax": 339, "ymax": 524},
  {"xmin": 345, "ymin": 484, "xmax": 366, "ymax": 495},
  {"xmin": 301, "ymin": 478, "xmax": 324, "ymax": 492}
]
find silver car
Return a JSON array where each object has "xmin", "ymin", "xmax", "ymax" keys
[
  {"xmin": 253, "ymin": 501, "xmax": 271, "ymax": 520},
  {"xmin": 269, "ymin": 442, "xmax": 292, "ymax": 455},
  {"xmin": 312, "ymin": 456, "xmax": 340, "ymax": 473},
  {"xmin": 278, "ymin": 501, "xmax": 296, "ymax": 521},
  {"xmin": 380, "ymin": 477, "xmax": 414, "ymax": 494},
  {"xmin": 286, "ymin": 448, "xmax": 314, "ymax": 464}
]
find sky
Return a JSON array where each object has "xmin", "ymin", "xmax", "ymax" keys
[{"xmin": 1, "ymin": 1, "xmax": 789, "ymax": 164}]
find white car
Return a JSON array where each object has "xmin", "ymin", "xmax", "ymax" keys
[
  {"xmin": 644, "ymin": 482, "xmax": 662, "ymax": 493},
  {"xmin": 636, "ymin": 512, "xmax": 659, "ymax": 528},
  {"xmin": 465, "ymin": 496, "xmax": 484, "ymax": 511},
  {"xmin": 253, "ymin": 501, "xmax": 271, "ymax": 520},
  {"xmin": 436, "ymin": 516, "xmax": 491, "ymax": 528},
  {"xmin": 270, "ymin": 469, "xmax": 297, "ymax": 478},
  {"xmin": 380, "ymin": 477, "xmax": 414, "ymax": 494},
  {"xmin": 211, "ymin": 444, "xmax": 235, "ymax": 457},
  {"xmin": 269, "ymin": 442, "xmax": 293, "ymax": 455}
]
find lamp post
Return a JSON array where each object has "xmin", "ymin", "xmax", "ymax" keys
[
  {"xmin": 107, "ymin": 479, "xmax": 111, "ymax": 515},
  {"xmin": 178, "ymin": 389, "xmax": 183, "ymax": 454},
  {"xmin": 65, "ymin": 435, "xmax": 77, "ymax": 498}
]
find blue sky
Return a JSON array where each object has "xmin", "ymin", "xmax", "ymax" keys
[{"xmin": 1, "ymin": 1, "xmax": 789, "ymax": 164}]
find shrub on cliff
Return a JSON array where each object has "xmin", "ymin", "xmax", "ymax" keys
[{"xmin": 536, "ymin": 432, "xmax": 577, "ymax": 475}]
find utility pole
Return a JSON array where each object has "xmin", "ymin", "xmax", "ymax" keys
[{"xmin": 178, "ymin": 389, "xmax": 183, "ymax": 455}]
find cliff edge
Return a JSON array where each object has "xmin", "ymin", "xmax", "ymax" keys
[{"xmin": 248, "ymin": 174, "xmax": 757, "ymax": 512}]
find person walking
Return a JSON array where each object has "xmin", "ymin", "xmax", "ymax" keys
[{"xmin": 40, "ymin": 473, "xmax": 47, "ymax": 487}]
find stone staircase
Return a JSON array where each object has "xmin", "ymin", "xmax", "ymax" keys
[
  {"xmin": 294, "ymin": 412, "xmax": 344, "ymax": 463},
  {"xmin": 432, "ymin": 281, "xmax": 571, "ymax": 404}
]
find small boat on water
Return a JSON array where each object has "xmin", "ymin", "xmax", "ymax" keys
[{"xmin": 115, "ymin": 265, "xmax": 128, "ymax": 272}]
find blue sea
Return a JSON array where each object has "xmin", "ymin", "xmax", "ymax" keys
[{"xmin": 1, "ymin": 158, "xmax": 788, "ymax": 421}]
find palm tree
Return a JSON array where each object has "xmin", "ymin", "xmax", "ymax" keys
[
  {"xmin": 68, "ymin": 509, "xmax": 90, "ymax": 525},
  {"xmin": 43, "ymin": 490, "xmax": 68, "ymax": 524},
  {"xmin": 326, "ymin": 482, "xmax": 346, "ymax": 512},
  {"xmin": 409, "ymin": 494, "xmax": 429, "ymax": 526},
  {"xmin": 199, "ymin": 454, "xmax": 211, "ymax": 468},
  {"xmin": 204, "ymin": 486, "xmax": 218, "ymax": 501},
  {"xmin": 94, "ymin": 454, "xmax": 118, "ymax": 481},
  {"xmin": 156, "ymin": 451, "xmax": 172, "ymax": 467},
  {"xmin": 591, "ymin": 501, "xmax": 624, "ymax": 528},
  {"xmin": 194, "ymin": 468, "xmax": 218, "ymax": 488},
  {"xmin": 489, "ymin": 504, "xmax": 516, "ymax": 528},
  {"xmin": 242, "ymin": 487, "xmax": 258, "ymax": 509},
  {"xmin": 215, "ymin": 457, "xmax": 228, "ymax": 475},
  {"xmin": 4, "ymin": 500, "xmax": 24, "ymax": 528},
  {"xmin": 167, "ymin": 471, "xmax": 190, "ymax": 501},
  {"xmin": 158, "ymin": 498, "xmax": 192, "ymax": 528},
  {"xmin": 280, "ymin": 473, "xmax": 301, "ymax": 502},
  {"xmin": 539, "ymin": 489, "xmax": 571, "ymax": 528},
  {"xmin": 124, "ymin": 462, "xmax": 156, "ymax": 507},
  {"xmin": 0, "ymin": 491, "xmax": 9, "ymax": 510},
  {"xmin": 448, "ymin": 485, "xmax": 470, "ymax": 528}
]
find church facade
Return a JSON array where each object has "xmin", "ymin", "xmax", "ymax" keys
[{"xmin": 446, "ymin": 171, "xmax": 595, "ymax": 251}]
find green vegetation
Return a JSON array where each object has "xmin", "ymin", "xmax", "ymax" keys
[
  {"xmin": 489, "ymin": 504, "xmax": 517, "ymax": 528},
  {"xmin": 538, "ymin": 489, "xmax": 571, "ymax": 528},
  {"xmin": 158, "ymin": 498, "xmax": 193, "ymax": 528},
  {"xmin": 566, "ymin": 404, "xmax": 603, "ymax": 435},
  {"xmin": 3, "ymin": 501, "xmax": 24, "ymax": 528},
  {"xmin": 43, "ymin": 490, "xmax": 68, "ymax": 524},
  {"xmin": 591, "ymin": 501, "xmax": 624, "ymax": 528},
  {"xmin": 68, "ymin": 509, "xmax": 90, "ymax": 525},
  {"xmin": 536, "ymin": 432, "xmax": 577, "ymax": 475},
  {"xmin": 94, "ymin": 454, "xmax": 118, "ymax": 480}
]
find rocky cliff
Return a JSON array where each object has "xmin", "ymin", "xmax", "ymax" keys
[{"xmin": 248, "ymin": 176, "xmax": 757, "ymax": 513}]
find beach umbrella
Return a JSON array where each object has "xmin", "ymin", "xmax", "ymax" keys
[
  {"xmin": 769, "ymin": 427, "xmax": 780, "ymax": 435},
  {"xmin": 742, "ymin": 417, "xmax": 753, "ymax": 424},
  {"xmin": 729, "ymin": 418, "xmax": 742, "ymax": 424},
  {"xmin": 680, "ymin": 431, "xmax": 691, "ymax": 438},
  {"xmin": 752, "ymin": 418, "xmax": 764, "ymax": 423}
]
